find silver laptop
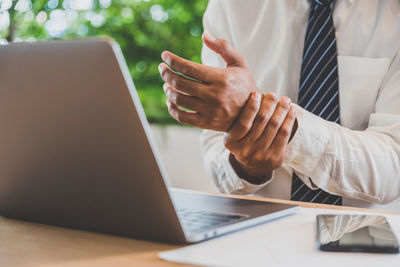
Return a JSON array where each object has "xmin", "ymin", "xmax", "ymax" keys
[{"xmin": 0, "ymin": 38, "xmax": 298, "ymax": 244}]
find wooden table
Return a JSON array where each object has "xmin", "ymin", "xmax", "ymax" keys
[{"xmin": 1, "ymin": 189, "xmax": 398, "ymax": 267}]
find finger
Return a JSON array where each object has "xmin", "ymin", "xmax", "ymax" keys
[
  {"xmin": 161, "ymin": 51, "xmax": 222, "ymax": 83},
  {"xmin": 245, "ymin": 92, "xmax": 279, "ymax": 141},
  {"xmin": 227, "ymin": 92, "xmax": 262, "ymax": 141},
  {"xmin": 166, "ymin": 100, "xmax": 201, "ymax": 127},
  {"xmin": 159, "ymin": 63, "xmax": 205, "ymax": 97},
  {"xmin": 269, "ymin": 106, "xmax": 296, "ymax": 152},
  {"xmin": 258, "ymin": 96, "xmax": 292, "ymax": 148},
  {"xmin": 202, "ymin": 33, "xmax": 247, "ymax": 67},
  {"xmin": 163, "ymin": 83, "xmax": 204, "ymax": 112}
]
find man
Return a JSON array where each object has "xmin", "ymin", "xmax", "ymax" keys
[{"xmin": 158, "ymin": 0, "xmax": 400, "ymax": 210}]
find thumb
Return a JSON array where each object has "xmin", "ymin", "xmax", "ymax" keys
[{"xmin": 202, "ymin": 33, "xmax": 247, "ymax": 67}]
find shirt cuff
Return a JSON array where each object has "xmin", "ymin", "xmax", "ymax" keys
[
  {"xmin": 220, "ymin": 149, "xmax": 274, "ymax": 194},
  {"xmin": 285, "ymin": 104, "xmax": 332, "ymax": 189}
]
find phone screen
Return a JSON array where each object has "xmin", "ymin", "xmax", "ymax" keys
[{"xmin": 316, "ymin": 214, "xmax": 399, "ymax": 253}]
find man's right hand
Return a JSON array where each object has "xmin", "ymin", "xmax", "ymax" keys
[
  {"xmin": 159, "ymin": 34, "xmax": 259, "ymax": 132},
  {"xmin": 224, "ymin": 92, "xmax": 297, "ymax": 184}
]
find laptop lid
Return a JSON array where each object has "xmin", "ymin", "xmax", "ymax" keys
[{"xmin": 0, "ymin": 38, "xmax": 187, "ymax": 243}]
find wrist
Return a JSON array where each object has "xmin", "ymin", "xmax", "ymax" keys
[{"xmin": 229, "ymin": 153, "xmax": 272, "ymax": 185}]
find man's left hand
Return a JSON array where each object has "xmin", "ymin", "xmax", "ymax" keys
[{"xmin": 159, "ymin": 33, "xmax": 259, "ymax": 132}]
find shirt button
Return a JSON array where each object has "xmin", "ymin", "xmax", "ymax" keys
[
  {"xmin": 291, "ymin": 157, "xmax": 301, "ymax": 166},
  {"xmin": 328, "ymin": 186, "xmax": 337, "ymax": 193}
]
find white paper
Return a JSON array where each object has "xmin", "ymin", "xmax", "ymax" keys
[{"xmin": 159, "ymin": 208, "xmax": 400, "ymax": 267}]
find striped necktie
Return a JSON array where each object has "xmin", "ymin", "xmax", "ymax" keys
[{"xmin": 290, "ymin": 0, "xmax": 342, "ymax": 205}]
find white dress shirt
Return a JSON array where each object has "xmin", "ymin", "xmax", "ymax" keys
[{"xmin": 200, "ymin": 0, "xmax": 400, "ymax": 211}]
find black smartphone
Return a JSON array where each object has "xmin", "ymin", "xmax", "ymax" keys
[{"xmin": 316, "ymin": 214, "xmax": 400, "ymax": 253}]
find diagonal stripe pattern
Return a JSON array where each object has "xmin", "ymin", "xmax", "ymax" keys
[{"xmin": 290, "ymin": 0, "xmax": 342, "ymax": 205}]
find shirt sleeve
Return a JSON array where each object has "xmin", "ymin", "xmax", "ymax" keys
[
  {"xmin": 200, "ymin": 0, "xmax": 273, "ymax": 194},
  {"xmin": 200, "ymin": 129, "xmax": 274, "ymax": 194},
  {"xmin": 286, "ymin": 51, "xmax": 400, "ymax": 205}
]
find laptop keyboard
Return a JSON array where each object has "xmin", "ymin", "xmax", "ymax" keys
[{"xmin": 177, "ymin": 208, "xmax": 248, "ymax": 233}]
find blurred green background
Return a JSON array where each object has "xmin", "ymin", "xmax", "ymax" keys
[{"xmin": 0, "ymin": 0, "xmax": 208, "ymax": 124}]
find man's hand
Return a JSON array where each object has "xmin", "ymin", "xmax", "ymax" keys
[
  {"xmin": 224, "ymin": 92, "xmax": 297, "ymax": 184},
  {"xmin": 159, "ymin": 33, "xmax": 258, "ymax": 132}
]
